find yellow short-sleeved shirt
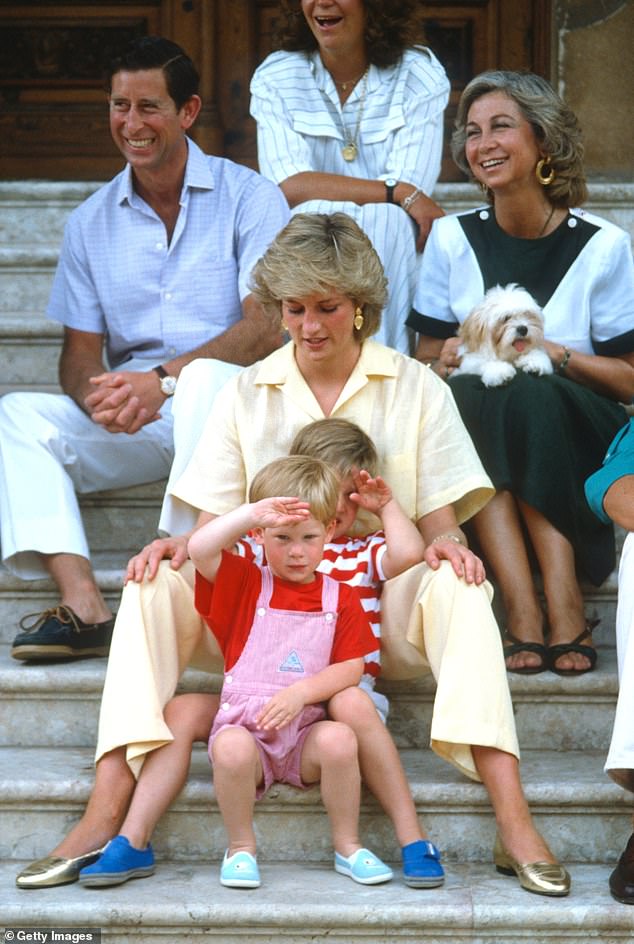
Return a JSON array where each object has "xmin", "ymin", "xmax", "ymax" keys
[{"xmin": 172, "ymin": 340, "xmax": 493, "ymax": 531}]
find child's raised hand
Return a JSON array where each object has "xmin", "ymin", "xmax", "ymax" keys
[
  {"xmin": 350, "ymin": 470, "xmax": 393, "ymax": 514},
  {"xmin": 250, "ymin": 497, "xmax": 311, "ymax": 529},
  {"xmin": 256, "ymin": 685, "xmax": 306, "ymax": 730}
]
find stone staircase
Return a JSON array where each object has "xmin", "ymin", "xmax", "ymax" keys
[{"xmin": 1, "ymin": 180, "xmax": 634, "ymax": 942}]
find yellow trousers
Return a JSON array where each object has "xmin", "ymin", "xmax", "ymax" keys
[{"xmin": 96, "ymin": 560, "xmax": 518, "ymax": 781}]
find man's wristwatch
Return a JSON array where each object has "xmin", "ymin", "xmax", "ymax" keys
[
  {"xmin": 152, "ymin": 364, "xmax": 177, "ymax": 397},
  {"xmin": 384, "ymin": 177, "xmax": 398, "ymax": 204}
]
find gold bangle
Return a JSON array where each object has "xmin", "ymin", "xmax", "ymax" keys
[
  {"xmin": 558, "ymin": 347, "xmax": 571, "ymax": 373},
  {"xmin": 431, "ymin": 532, "xmax": 463, "ymax": 546}
]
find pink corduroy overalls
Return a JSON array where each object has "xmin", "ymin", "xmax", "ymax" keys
[{"xmin": 209, "ymin": 565, "xmax": 340, "ymax": 797}]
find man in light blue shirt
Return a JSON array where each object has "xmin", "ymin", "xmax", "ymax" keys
[{"xmin": 0, "ymin": 36, "xmax": 289, "ymax": 662}]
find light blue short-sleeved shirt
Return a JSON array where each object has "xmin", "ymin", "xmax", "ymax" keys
[{"xmin": 47, "ymin": 139, "xmax": 290, "ymax": 368}]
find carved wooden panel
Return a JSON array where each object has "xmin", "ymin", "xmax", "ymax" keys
[{"xmin": 0, "ymin": 0, "xmax": 552, "ymax": 181}]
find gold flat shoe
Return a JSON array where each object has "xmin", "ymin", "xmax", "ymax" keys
[
  {"xmin": 493, "ymin": 833, "xmax": 570, "ymax": 897},
  {"xmin": 16, "ymin": 847, "xmax": 106, "ymax": 888}
]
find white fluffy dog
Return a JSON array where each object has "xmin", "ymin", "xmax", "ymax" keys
[{"xmin": 453, "ymin": 283, "xmax": 553, "ymax": 387}]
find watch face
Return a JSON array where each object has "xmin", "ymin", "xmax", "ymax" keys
[
  {"xmin": 160, "ymin": 375, "xmax": 177, "ymax": 396},
  {"xmin": 385, "ymin": 177, "xmax": 397, "ymax": 188}
]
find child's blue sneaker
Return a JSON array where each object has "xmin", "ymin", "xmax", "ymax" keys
[
  {"xmin": 334, "ymin": 848, "xmax": 393, "ymax": 885},
  {"xmin": 220, "ymin": 850, "xmax": 261, "ymax": 888},
  {"xmin": 401, "ymin": 839, "xmax": 445, "ymax": 888},
  {"xmin": 79, "ymin": 835, "xmax": 155, "ymax": 887}
]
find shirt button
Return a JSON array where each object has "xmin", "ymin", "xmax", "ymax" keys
[
  {"xmin": 568, "ymin": 217, "xmax": 577, "ymax": 228},
  {"xmin": 225, "ymin": 675, "xmax": 232, "ymax": 684},
  {"xmin": 168, "ymin": 347, "xmax": 177, "ymax": 355},
  {"xmin": 257, "ymin": 607, "xmax": 266, "ymax": 617},
  {"xmin": 165, "ymin": 292, "xmax": 172, "ymax": 300},
  {"xmin": 479, "ymin": 210, "xmax": 489, "ymax": 221},
  {"xmin": 325, "ymin": 612, "xmax": 334, "ymax": 622},
  {"xmin": 221, "ymin": 702, "xmax": 230, "ymax": 711},
  {"xmin": 155, "ymin": 242, "xmax": 163, "ymax": 250}
]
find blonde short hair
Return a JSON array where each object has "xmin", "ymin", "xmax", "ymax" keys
[
  {"xmin": 451, "ymin": 71, "xmax": 587, "ymax": 208},
  {"xmin": 250, "ymin": 212, "xmax": 388, "ymax": 343},
  {"xmin": 248, "ymin": 455, "xmax": 339, "ymax": 526},
  {"xmin": 290, "ymin": 419, "xmax": 378, "ymax": 477}
]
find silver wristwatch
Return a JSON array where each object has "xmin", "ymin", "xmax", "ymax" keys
[{"xmin": 152, "ymin": 364, "xmax": 177, "ymax": 397}]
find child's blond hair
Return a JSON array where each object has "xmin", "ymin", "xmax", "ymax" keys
[
  {"xmin": 249, "ymin": 455, "xmax": 339, "ymax": 526},
  {"xmin": 290, "ymin": 419, "xmax": 378, "ymax": 478}
]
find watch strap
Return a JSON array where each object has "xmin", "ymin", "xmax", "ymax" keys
[
  {"xmin": 384, "ymin": 179, "xmax": 397, "ymax": 204},
  {"xmin": 153, "ymin": 365, "xmax": 168, "ymax": 379}
]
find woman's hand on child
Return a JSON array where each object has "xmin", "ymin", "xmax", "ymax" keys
[
  {"xmin": 250, "ymin": 497, "xmax": 311, "ymax": 529},
  {"xmin": 256, "ymin": 685, "xmax": 306, "ymax": 730},
  {"xmin": 350, "ymin": 470, "xmax": 392, "ymax": 514}
]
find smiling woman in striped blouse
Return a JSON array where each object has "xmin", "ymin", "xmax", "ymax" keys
[{"xmin": 250, "ymin": 0, "xmax": 450, "ymax": 355}]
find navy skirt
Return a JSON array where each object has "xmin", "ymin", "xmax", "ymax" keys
[{"xmin": 448, "ymin": 371, "xmax": 627, "ymax": 585}]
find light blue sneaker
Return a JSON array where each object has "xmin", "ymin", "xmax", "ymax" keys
[
  {"xmin": 220, "ymin": 850, "xmax": 261, "ymax": 888},
  {"xmin": 334, "ymin": 848, "xmax": 393, "ymax": 885},
  {"xmin": 79, "ymin": 835, "xmax": 155, "ymax": 887}
]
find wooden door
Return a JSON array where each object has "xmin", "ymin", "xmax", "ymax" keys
[{"xmin": 0, "ymin": 0, "xmax": 552, "ymax": 180}]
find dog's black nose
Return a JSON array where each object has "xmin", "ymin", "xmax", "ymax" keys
[{"xmin": 516, "ymin": 325, "xmax": 528, "ymax": 337}]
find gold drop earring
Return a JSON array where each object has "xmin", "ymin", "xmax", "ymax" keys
[{"xmin": 353, "ymin": 307, "xmax": 364, "ymax": 331}]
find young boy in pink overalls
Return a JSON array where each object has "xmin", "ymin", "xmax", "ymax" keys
[
  {"xmin": 189, "ymin": 454, "xmax": 392, "ymax": 889},
  {"xmin": 79, "ymin": 421, "xmax": 443, "ymax": 890}
]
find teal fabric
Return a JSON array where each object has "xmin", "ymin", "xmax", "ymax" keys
[{"xmin": 585, "ymin": 418, "xmax": 634, "ymax": 524}]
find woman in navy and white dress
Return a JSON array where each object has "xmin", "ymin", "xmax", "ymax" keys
[
  {"xmin": 408, "ymin": 70, "xmax": 634, "ymax": 676},
  {"xmin": 250, "ymin": 0, "xmax": 449, "ymax": 354}
]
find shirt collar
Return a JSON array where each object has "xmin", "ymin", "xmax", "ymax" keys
[
  {"xmin": 253, "ymin": 339, "xmax": 400, "ymax": 390},
  {"xmin": 116, "ymin": 137, "xmax": 215, "ymax": 207},
  {"xmin": 309, "ymin": 51, "xmax": 381, "ymax": 98}
]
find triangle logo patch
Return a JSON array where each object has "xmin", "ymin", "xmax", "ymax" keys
[{"xmin": 279, "ymin": 649, "xmax": 304, "ymax": 673}]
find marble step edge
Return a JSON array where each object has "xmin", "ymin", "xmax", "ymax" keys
[
  {"xmin": 0, "ymin": 246, "xmax": 59, "ymax": 266},
  {"xmin": 0, "ymin": 315, "xmax": 62, "ymax": 336},
  {"xmin": 0, "ymin": 746, "xmax": 629, "ymax": 812},
  {"xmin": 0, "ymin": 643, "xmax": 620, "ymax": 699},
  {"xmin": 0, "ymin": 557, "xmax": 620, "ymax": 593},
  {"xmin": 1, "ymin": 178, "xmax": 631, "ymax": 203},
  {"xmin": 2, "ymin": 861, "xmax": 633, "ymax": 943}
]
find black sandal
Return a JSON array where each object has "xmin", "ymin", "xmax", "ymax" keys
[
  {"xmin": 502, "ymin": 630, "xmax": 548, "ymax": 675},
  {"xmin": 547, "ymin": 621, "xmax": 598, "ymax": 676}
]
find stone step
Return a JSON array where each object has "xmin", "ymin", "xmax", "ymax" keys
[
  {"xmin": 0, "ymin": 314, "xmax": 62, "ymax": 388},
  {"xmin": 0, "ymin": 745, "xmax": 631, "ymax": 866},
  {"xmin": 3, "ymin": 859, "xmax": 632, "ymax": 944},
  {"xmin": 0, "ymin": 642, "xmax": 620, "ymax": 753}
]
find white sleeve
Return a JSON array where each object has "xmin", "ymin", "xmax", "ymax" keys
[
  {"xmin": 588, "ymin": 226, "xmax": 634, "ymax": 350},
  {"xmin": 251, "ymin": 64, "xmax": 316, "ymax": 183},
  {"xmin": 383, "ymin": 50, "xmax": 450, "ymax": 193}
]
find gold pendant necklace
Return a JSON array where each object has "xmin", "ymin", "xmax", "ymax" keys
[
  {"xmin": 336, "ymin": 70, "xmax": 365, "ymax": 93},
  {"xmin": 342, "ymin": 69, "xmax": 368, "ymax": 162}
]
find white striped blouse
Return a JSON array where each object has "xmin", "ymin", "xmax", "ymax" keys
[{"xmin": 250, "ymin": 47, "xmax": 450, "ymax": 193}]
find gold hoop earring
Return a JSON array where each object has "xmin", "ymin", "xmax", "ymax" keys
[
  {"xmin": 281, "ymin": 319, "xmax": 289, "ymax": 332},
  {"xmin": 353, "ymin": 307, "xmax": 364, "ymax": 331},
  {"xmin": 536, "ymin": 158, "xmax": 555, "ymax": 186}
]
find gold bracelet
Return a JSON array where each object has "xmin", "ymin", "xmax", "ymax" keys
[
  {"xmin": 431, "ymin": 532, "xmax": 463, "ymax": 546},
  {"xmin": 558, "ymin": 347, "xmax": 571, "ymax": 373}
]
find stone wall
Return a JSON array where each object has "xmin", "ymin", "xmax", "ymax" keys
[{"xmin": 556, "ymin": 0, "xmax": 633, "ymax": 180}]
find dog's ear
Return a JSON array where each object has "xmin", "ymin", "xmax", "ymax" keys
[{"xmin": 460, "ymin": 304, "xmax": 489, "ymax": 352}]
